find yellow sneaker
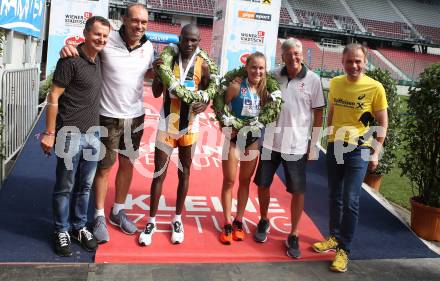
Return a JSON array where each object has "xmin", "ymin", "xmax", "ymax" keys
[
  {"xmin": 330, "ymin": 248, "xmax": 348, "ymax": 273},
  {"xmin": 312, "ymin": 236, "xmax": 338, "ymax": 253}
]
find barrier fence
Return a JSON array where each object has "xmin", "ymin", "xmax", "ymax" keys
[{"xmin": 0, "ymin": 67, "xmax": 39, "ymax": 185}]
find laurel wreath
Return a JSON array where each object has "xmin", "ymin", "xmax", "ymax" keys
[
  {"xmin": 155, "ymin": 44, "xmax": 219, "ymax": 104},
  {"xmin": 212, "ymin": 66, "xmax": 283, "ymax": 132}
]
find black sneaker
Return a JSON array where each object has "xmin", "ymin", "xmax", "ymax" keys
[
  {"xmin": 286, "ymin": 234, "xmax": 301, "ymax": 259},
  {"xmin": 253, "ymin": 219, "xmax": 270, "ymax": 243},
  {"xmin": 70, "ymin": 227, "xmax": 98, "ymax": 252},
  {"xmin": 53, "ymin": 231, "xmax": 72, "ymax": 257}
]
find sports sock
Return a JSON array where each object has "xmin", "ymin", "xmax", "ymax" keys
[
  {"xmin": 173, "ymin": 214, "xmax": 182, "ymax": 223},
  {"xmin": 95, "ymin": 208, "xmax": 105, "ymax": 219},
  {"xmin": 112, "ymin": 203, "xmax": 125, "ymax": 216},
  {"xmin": 148, "ymin": 216, "xmax": 156, "ymax": 225}
]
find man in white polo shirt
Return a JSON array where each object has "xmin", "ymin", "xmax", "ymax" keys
[
  {"xmin": 253, "ymin": 38, "xmax": 325, "ymax": 259},
  {"xmin": 61, "ymin": 4, "xmax": 155, "ymax": 243}
]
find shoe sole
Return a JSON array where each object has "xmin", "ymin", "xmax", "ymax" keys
[
  {"xmin": 139, "ymin": 228, "xmax": 156, "ymax": 246},
  {"xmin": 312, "ymin": 246, "xmax": 337, "ymax": 253},
  {"xmin": 171, "ymin": 233, "xmax": 184, "ymax": 244},
  {"xmin": 219, "ymin": 238, "xmax": 232, "ymax": 245},
  {"xmin": 286, "ymin": 250, "xmax": 301, "ymax": 259},
  {"xmin": 253, "ymin": 225, "xmax": 270, "ymax": 243},
  {"xmin": 253, "ymin": 236, "xmax": 267, "ymax": 243},
  {"xmin": 232, "ymin": 233, "xmax": 244, "ymax": 241},
  {"xmin": 109, "ymin": 217, "xmax": 137, "ymax": 235},
  {"xmin": 70, "ymin": 236, "xmax": 97, "ymax": 252},
  {"xmin": 55, "ymin": 251, "xmax": 73, "ymax": 257},
  {"xmin": 285, "ymin": 240, "xmax": 301, "ymax": 259},
  {"xmin": 330, "ymin": 266, "xmax": 347, "ymax": 273},
  {"xmin": 96, "ymin": 238, "xmax": 109, "ymax": 244},
  {"xmin": 139, "ymin": 240, "xmax": 152, "ymax": 246},
  {"xmin": 253, "ymin": 229, "xmax": 269, "ymax": 243},
  {"xmin": 138, "ymin": 235, "xmax": 152, "ymax": 246}
]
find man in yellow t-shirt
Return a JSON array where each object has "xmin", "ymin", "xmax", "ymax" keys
[{"xmin": 312, "ymin": 44, "xmax": 388, "ymax": 273}]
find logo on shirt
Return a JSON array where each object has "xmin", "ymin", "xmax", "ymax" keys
[
  {"xmin": 356, "ymin": 102, "xmax": 364, "ymax": 110},
  {"xmin": 334, "ymin": 97, "xmax": 364, "ymax": 110},
  {"xmin": 241, "ymin": 87, "xmax": 247, "ymax": 95},
  {"xmin": 358, "ymin": 94, "xmax": 366, "ymax": 100}
]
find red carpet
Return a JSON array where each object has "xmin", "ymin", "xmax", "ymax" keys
[{"xmin": 95, "ymin": 88, "xmax": 333, "ymax": 263}]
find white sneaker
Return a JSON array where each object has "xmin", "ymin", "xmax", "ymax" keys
[
  {"xmin": 171, "ymin": 221, "xmax": 184, "ymax": 244},
  {"xmin": 139, "ymin": 223, "xmax": 156, "ymax": 246}
]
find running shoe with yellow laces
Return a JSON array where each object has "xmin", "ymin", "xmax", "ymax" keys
[
  {"xmin": 312, "ymin": 236, "xmax": 338, "ymax": 253},
  {"xmin": 330, "ymin": 248, "xmax": 348, "ymax": 273},
  {"xmin": 232, "ymin": 220, "xmax": 245, "ymax": 241},
  {"xmin": 219, "ymin": 224, "xmax": 233, "ymax": 245}
]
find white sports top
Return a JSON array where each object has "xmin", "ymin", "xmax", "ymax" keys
[{"xmin": 99, "ymin": 29, "xmax": 154, "ymax": 118}]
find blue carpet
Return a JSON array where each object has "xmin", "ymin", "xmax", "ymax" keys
[
  {"xmin": 0, "ymin": 111, "xmax": 94, "ymax": 262},
  {"xmin": 276, "ymin": 152, "xmax": 439, "ymax": 260}
]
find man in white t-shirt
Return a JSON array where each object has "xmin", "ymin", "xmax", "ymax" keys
[
  {"xmin": 252, "ymin": 38, "xmax": 325, "ymax": 259},
  {"xmin": 61, "ymin": 4, "xmax": 155, "ymax": 243}
]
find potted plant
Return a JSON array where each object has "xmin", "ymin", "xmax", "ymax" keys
[
  {"xmin": 38, "ymin": 74, "xmax": 52, "ymax": 104},
  {"xmin": 399, "ymin": 62, "xmax": 440, "ymax": 241},
  {"xmin": 363, "ymin": 68, "xmax": 401, "ymax": 191}
]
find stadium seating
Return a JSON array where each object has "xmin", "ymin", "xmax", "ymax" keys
[
  {"xmin": 348, "ymin": 0, "xmax": 402, "ymax": 22},
  {"xmin": 378, "ymin": 48, "xmax": 440, "ymax": 80},
  {"xmin": 295, "ymin": 9, "xmax": 337, "ymax": 29},
  {"xmin": 347, "ymin": 0, "xmax": 413, "ymax": 40},
  {"xmin": 141, "ymin": 0, "xmax": 440, "ymax": 81},
  {"xmin": 392, "ymin": 0, "xmax": 439, "ymax": 27},
  {"xmin": 360, "ymin": 19, "xmax": 411, "ymax": 40},
  {"xmin": 299, "ymin": 38, "xmax": 343, "ymax": 73},
  {"xmin": 287, "ymin": 0, "xmax": 354, "ymax": 30},
  {"xmin": 389, "ymin": 0, "xmax": 440, "ymax": 43},
  {"xmin": 145, "ymin": 0, "xmax": 440, "ymax": 44},
  {"xmin": 280, "ymin": 7, "xmax": 293, "ymax": 25},
  {"xmin": 150, "ymin": 0, "xmax": 215, "ymax": 15},
  {"xmin": 366, "ymin": 49, "xmax": 404, "ymax": 81},
  {"xmin": 148, "ymin": 21, "xmax": 212, "ymax": 54},
  {"xmin": 289, "ymin": 0, "xmax": 351, "ymax": 17},
  {"xmin": 413, "ymin": 25, "xmax": 440, "ymax": 44}
]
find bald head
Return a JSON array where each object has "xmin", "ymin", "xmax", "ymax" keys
[
  {"xmin": 125, "ymin": 4, "xmax": 148, "ymax": 19},
  {"xmin": 181, "ymin": 24, "xmax": 200, "ymax": 38},
  {"xmin": 179, "ymin": 24, "xmax": 201, "ymax": 58},
  {"xmin": 122, "ymin": 3, "xmax": 148, "ymax": 46}
]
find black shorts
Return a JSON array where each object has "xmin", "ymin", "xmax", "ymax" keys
[
  {"xmin": 230, "ymin": 131, "xmax": 259, "ymax": 148},
  {"xmin": 253, "ymin": 147, "xmax": 307, "ymax": 194}
]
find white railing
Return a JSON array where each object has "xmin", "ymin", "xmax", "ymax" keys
[{"xmin": 0, "ymin": 67, "xmax": 39, "ymax": 183}]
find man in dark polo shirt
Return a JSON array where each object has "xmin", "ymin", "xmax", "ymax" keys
[{"xmin": 40, "ymin": 16, "xmax": 111, "ymax": 257}]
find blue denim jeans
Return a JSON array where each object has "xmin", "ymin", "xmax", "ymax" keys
[
  {"xmin": 326, "ymin": 142, "xmax": 370, "ymax": 253},
  {"xmin": 53, "ymin": 130, "xmax": 100, "ymax": 232}
]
